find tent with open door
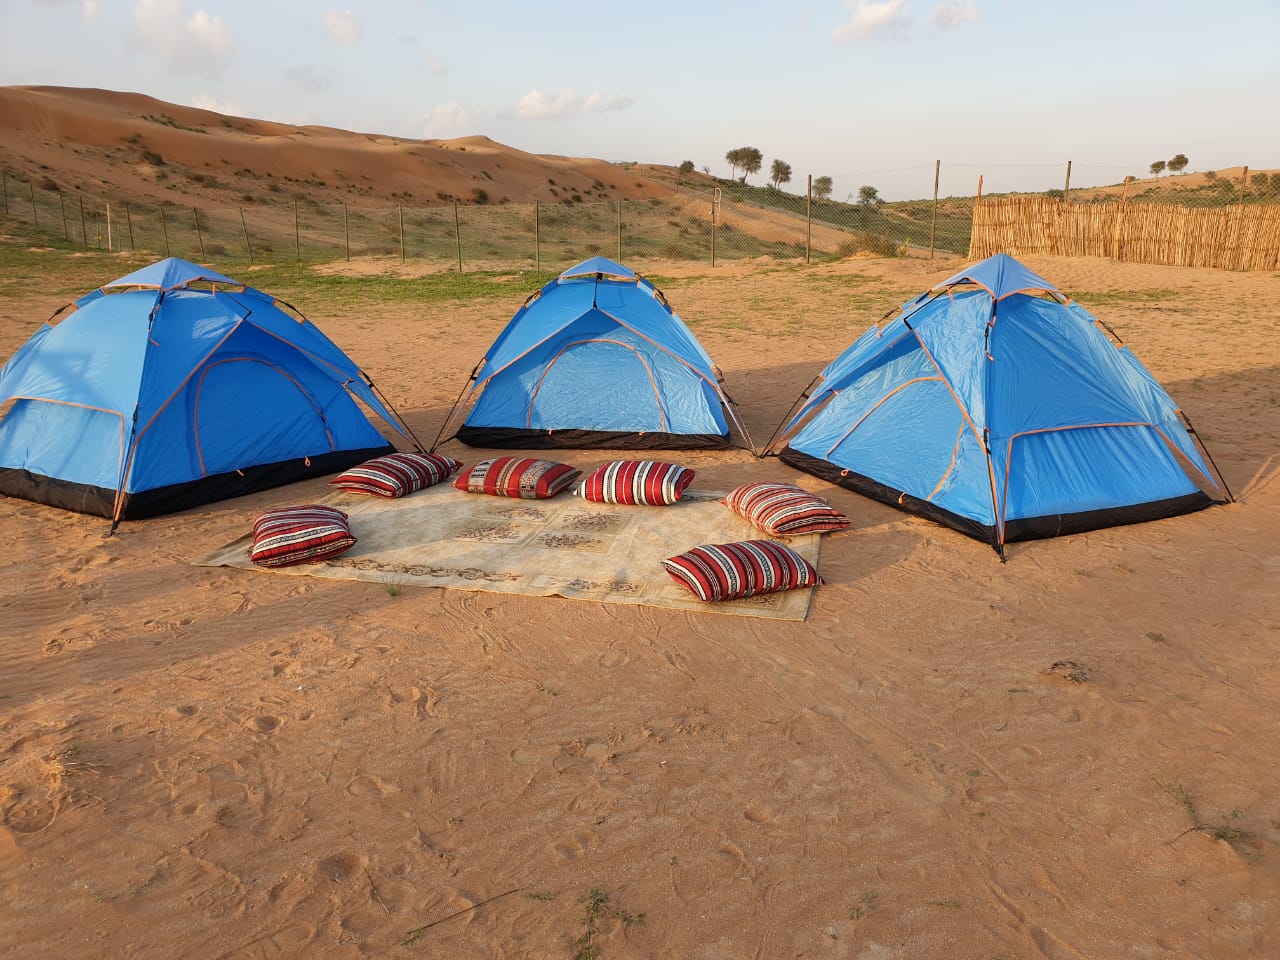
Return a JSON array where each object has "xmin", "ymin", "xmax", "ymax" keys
[
  {"xmin": 766, "ymin": 254, "xmax": 1230, "ymax": 556},
  {"xmin": 0, "ymin": 257, "xmax": 417, "ymax": 524},
  {"xmin": 437, "ymin": 257, "xmax": 749, "ymax": 450}
]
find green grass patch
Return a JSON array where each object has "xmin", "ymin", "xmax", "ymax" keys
[
  {"xmin": 244, "ymin": 262, "xmax": 543, "ymax": 308},
  {"xmin": 1067, "ymin": 288, "xmax": 1185, "ymax": 306}
]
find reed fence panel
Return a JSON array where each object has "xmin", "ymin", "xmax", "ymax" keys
[{"xmin": 970, "ymin": 196, "xmax": 1280, "ymax": 271}]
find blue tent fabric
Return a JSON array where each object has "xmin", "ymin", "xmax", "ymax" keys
[
  {"xmin": 449, "ymin": 258, "xmax": 744, "ymax": 450},
  {"xmin": 772, "ymin": 253, "xmax": 1225, "ymax": 551},
  {"xmin": 0, "ymin": 258, "xmax": 413, "ymax": 521}
]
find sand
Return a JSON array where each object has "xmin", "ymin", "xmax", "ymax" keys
[{"xmin": 1, "ymin": 251, "xmax": 1278, "ymax": 959}]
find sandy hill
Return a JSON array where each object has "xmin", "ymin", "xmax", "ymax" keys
[{"xmin": 0, "ymin": 85, "xmax": 681, "ymax": 210}]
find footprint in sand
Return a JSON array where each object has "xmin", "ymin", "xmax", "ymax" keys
[
  {"xmin": 317, "ymin": 852, "xmax": 362, "ymax": 882},
  {"xmin": 717, "ymin": 842, "xmax": 757, "ymax": 878},
  {"xmin": 3, "ymin": 798, "xmax": 56, "ymax": 833},
  {"xmin": 547, "ymin": 830, "xmax": 598, "ymax": 862},
  {"xmin": 743, "ymin": 803, "xmax": 778, "ymax": 824},
  {"xmin": 598, "ymin": 645, "xmax": 630, "ymax": 669},
  {"xmin": 346, "ymin": 775, "xmax": 396, "ymax": 799},
  {"xmin": 244, "ymin": 715, "xmax": 281, "ymax": 734},
  {"xmin": 223, "ymin": 921, "xmax": 317, "ymax": 959}
]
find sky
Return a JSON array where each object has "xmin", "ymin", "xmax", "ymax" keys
[{"xmin": 3, "ymin": 0, "xmax": 1279, "ymax": 201}]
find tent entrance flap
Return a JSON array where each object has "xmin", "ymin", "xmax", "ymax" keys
[{"xmin": 525, "ymin": 339, "xmax": 668, "ymax": 433}]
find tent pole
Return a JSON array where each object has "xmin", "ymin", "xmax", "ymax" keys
[
  {"xmin": 761, "ymin": 375, "xmax": 822, "ymax": 455},
  {"xmin": 430, "ymin": 361, "xmax": 485, "ymax": 452},
  {"xmin": 366, "ymin": 376, "xmax": 428, "ymax": 452},
  {"xmin": 1181, "ymin": 412, "xmax": 1235, "ymax": 502}
]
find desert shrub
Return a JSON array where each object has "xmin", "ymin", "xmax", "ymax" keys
[
  {"xmin": 471, "ymin": 188, "xmax": 489, "ymax": 204},
  {"xmin": 40, "ymin": 176, "xmax": 59, "ymax": 192},
  {"xmin": 142, "ymin": 149, "xmax": 164, "ymax": 166}
]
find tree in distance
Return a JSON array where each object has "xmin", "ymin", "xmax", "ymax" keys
[
  {"xmin": 1150, "ymin": 159, "xmax": 1167, "ymax": 177},
  {"xmin": 812, "ymin": 175, "xmax": 833, "ymax": 200},
  {"xmin": 678, "ymin": 160, "xmax": 695, "ymax": 175},
  {"xmin": 726, "ymin": 146, "xmax": 763, "ymax": 183},
  {"xmin": 857, "ymin": 185, "xmax": 882, "ymax": 205},
  {"xmin": 770, "ymin": 159, "xmax": 792, "ymax": 189},
  {"xmin": 1168, "ymin": 153, "xmax": 1189, "ymax": 174}
]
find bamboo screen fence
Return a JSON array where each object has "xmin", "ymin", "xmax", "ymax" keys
[{"xmin": 970, "ymin": 196, "xmax": 1280, "ymax": 271}]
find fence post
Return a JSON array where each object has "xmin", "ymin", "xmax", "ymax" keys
[
  {"xmin": 617, "ymin": 200, "xmax": 623, "ymax": 261},
  {"xmin": 240, "ymin": 206, "xmax": 254, "ymax": 264},
  {"xmin": 805, "ymin": 175, "xmax": 812, "ymax": 264},
  {"xmin": 29, "ymin": 179, "xmax": 38, "ymax": 227},
  {"xmin": 398, "ymin": 204, "xmax": 405, "ymax": 262},
  {"xmin": 1115, "ymin": 176, "xmax": 1131, "ymax": 261},
  {"xmin": 193, "ymin": 206, "xmax": 205, "ymax": 260},
  {"xmin": 929, "ymin": 160, "xmax": 940, "ymax": 260},
  {"xmin": 294, "ymin": 199, "xmax": 300, "ymax": 261},
  {"xmin": 711, "ymin": 188, "xmax": 720, "ymax": 268},
  {"xmin": 1063, "ymin": 160, "xmax": 1072, "ymax": 201},
  {"xmin": 125, "ymin": 203, "xmax": 135, "ymax": 249},
  {"xmin": 343, "ymin": 203, "xmax": 350, "ymax": 262},
  {"xmin": 454, "ymin": 202, "xmax": 462, "ymax": 272},
  {"xmin": 106, "ymin": 203, "xmax": 112, "ymax": 251},
  {"xmin": 60, "ymin": 192, "xmax": 69, "ymax": 241},
  {"xmin": 160, "ymin": 204, "xmax": 170, "ymax": 256},
  {"xmin": 1238, "ymin": 166, "xmax": 1250, "ymax": 204},
  {"xmin": 78, "ymin": 195, "xmax": 88, "ymax": 247},
  {"xmin": 1, "ymin": 169, "xmax": 7, "ymax": 216},
  {"xmin": 534, "ymin": 201, "xmax": 540, "ymax": 274}
]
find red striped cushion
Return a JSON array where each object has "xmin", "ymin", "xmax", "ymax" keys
[
  {"xmin": 722, "ymin": 482, "xmax": 850, "ymax": 535},
  {"xmin": 330, "ymin": 452, "xmax": 461, "ymax": 498},
  {"xmin": 574, "ymin": 460, "xmax": 695, "ymax": 505},
  {"xmin": 660, "ymin": 539, "xmax": 822, "ymax": 602},
  {"xmin": 250, "ymin": 504, "xmax": 356, "ymax": 567},
  {"xmin": 452, "ymin": 456, "xmax": 582, "ymax": 499}
]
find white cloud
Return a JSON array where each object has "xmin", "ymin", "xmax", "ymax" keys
[
  {"xmin": 133, "ymin": 1, "xmax": 233, "ymax": 73},
  {"xmin": 323, "ymin": 9, "xmax": 362, "ymax": 44},
  {"xmin": 583, "ymin": 91, "xmax": 634, "ymax": 112},
  {"xmin": 516, "ymin": 88, "xmax": 635, "ymax": 120},
  {"xmin": 191, "ymin": 93, "xmax": 241, "ymax": 117},
  {"xmin": 931, "ymin": 0, "xmax": 977, "ymax": 29},
  {"xmin": 420, "ymin": 102, "xmax": 469, "ymax": 138},
  {"xmin": 833, "ymin": 0, "xmax": 910, "ymax": 42},
  {"xmin": 424, "ymin": 57, "xmax": 448, "ymax": 78},
  {"xmin": 285, "ymin": 64, "xmax": 335, "ymax": 92}
]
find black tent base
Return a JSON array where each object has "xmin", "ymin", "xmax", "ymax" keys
[
  {"xmin": 778, "ymin": 447, "xmax": 1218, "ymax": 546},
  {"xmin": 0, "ymin": 444, "xmax": 394, "ymax": 521},
  {"xmin": 455, "ymin": 426, "xmax": 730, "ymax": 451}
]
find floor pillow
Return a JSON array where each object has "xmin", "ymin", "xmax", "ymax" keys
[
  {"xmin": 250, "ymin": 504, "xmax": 357, "ymax": 567},
  {"xmin": 330, "ymin": 452, "xmax": 462, "ymax": 498},
  {"xmin": 453, "ymin": 456, "xmax": 582, "ymax": 499},
  {"xmin": 722, "ymin": 482, "xmax": 851, "ymax": 536},
  {"xmin": 660, "ymin": 539, "xmax": 822, "ymax": 602},
  {"xmin": 574, "ymin": 460, "xmax": 695, "ymax": 506}
]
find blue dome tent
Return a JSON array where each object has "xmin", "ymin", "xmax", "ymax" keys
[
  {"xmin": 766, "ymin": 254, "xmax": 1230, "ymax": 557},
  {"xmin": 436, "ymin": 257, "xmax": 750, "ymax": 450},
  {"xmin": 0, "ymin": 258, "xmax": 417, "ymax": 525}
]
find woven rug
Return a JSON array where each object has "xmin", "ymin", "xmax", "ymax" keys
[{"xmin": 196, "ymin": 485, "xmax": 821, "ymax": 620}]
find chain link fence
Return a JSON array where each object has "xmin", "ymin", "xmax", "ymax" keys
[{"xmin": 2, "ymin": 164, "xmax": 1277, "ymax": 271}]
